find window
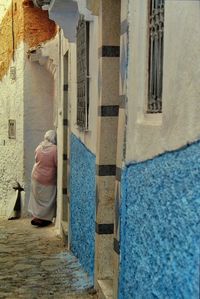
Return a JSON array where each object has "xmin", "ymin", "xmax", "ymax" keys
[
  {"xmin": 76, "ymin": 16, "xmax": 90, "ymax": 130},
  {"xmin": 148, "ymin": 0, "xmax": 165, "ymax": 113}
]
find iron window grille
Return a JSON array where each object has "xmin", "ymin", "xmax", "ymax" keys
[
  {"xmin": 147, "ymin": 0, "xmax": 165, "ymax": 113},
  {"xmin": 76, "ymin": 16, "xmax": 90, "ymax": 130}
]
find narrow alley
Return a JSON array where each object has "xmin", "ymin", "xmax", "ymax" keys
[
  {"xmin": 0, "ymin": 0, "xmax": 200, "ymax": 298},
  {"xmin": 0, "ymin": 218, "xmax": 97, "ymax": 299}
]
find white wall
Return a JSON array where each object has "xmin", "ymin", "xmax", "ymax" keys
[
  {"xmin": 0, "ymin": 0, "xmax": 11, "ymax": 22},
  {"xmin": 0, "ymin": 43, "xmax": 24, "ymax": 216},
  {"xmin": 125, "ymin": 0, "xmax": 200, "ymax": 163}
]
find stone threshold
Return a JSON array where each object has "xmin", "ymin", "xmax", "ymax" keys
[
  {"xmin": 97, "ymin": 279, "xmax": 113, "ymax": 299},
  {"xmin": 61, "ymin": 220, "xmax": 68, "ymax": 243}
]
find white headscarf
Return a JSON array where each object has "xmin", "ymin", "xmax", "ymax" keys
[
  {"xmin": 40, "ymin": 130, "xmax": 57, "ymax": 148},
  {"xmin": 44, "ymin": 130, "xmax": 57, "ymax": 144}
]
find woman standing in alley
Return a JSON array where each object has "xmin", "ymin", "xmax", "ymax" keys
[{"xmin": 28, "ymin": 130, "xmax": 57, "ymax": 227}]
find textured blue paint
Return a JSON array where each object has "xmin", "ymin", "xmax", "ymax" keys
[
  {"xmin": 70, "ymin": 134, "xmax": 96, "ymax": 285},
  {"xmin": 119, "ymin": 141, "xmax": 200, "ymax": 299}
]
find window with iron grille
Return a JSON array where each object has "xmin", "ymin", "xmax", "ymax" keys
[
  {"xmin": 76, "ymin": 16, "xmax": 90, "ymax": 130},
  {"xmin": 148, "ymin": 0, "xmax": 165, "ymax": 113}
]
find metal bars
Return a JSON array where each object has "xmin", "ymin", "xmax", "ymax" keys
[
  {"xmin": 76, "ymin": 17, "xmax": 90, "ymax": 130},
  {"xmin": 148, "ymin": 0, "xmax": 165, "ymax": 113}
]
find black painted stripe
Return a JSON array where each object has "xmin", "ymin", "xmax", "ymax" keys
[
  {"xmin": 96, "ymin": 165, "xmax": 116, "ymax": 176},
  {"xmin": 63, "ymin": 154, "xmax": 68, "ymax": 161},
  {"xmin": 63, "ymin": 119, "xmax": 68, "ymax": 126},
  {"xmin": 95, "ymin": 222, "xmax": 114, "ymax": 234},
  {"xmin": 99, "ymin": 46, "xmax": 120, "ymax": 57},
  {"xmin": 116, "ymin": 167, "xmax": 121, "ymax": 182},
  {"xmin": 64, "ymin": 84, "xmax": 68, "ymax": 91},
  {"xmin": 121, "ymin": 19, "xmax": 128, "ymax": 35},
  {"xmin": 63, "ymin": 188, "xmax": 67, "ymax": 195},
  {"xmin": 119, "ymin": 95, "xmax": 127, "ymax": 109},
  {"xmin": 98, "ymin": 105, "xmax": 119, "ymax": 117},
  {"xmin": 113, "ymin": 238, "xmax": 120, "ymax": 254}
]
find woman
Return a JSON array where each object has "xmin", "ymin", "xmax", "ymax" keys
[{"xmin": 28, "ymin": 130, "xmax": 57, "ymax": 227}]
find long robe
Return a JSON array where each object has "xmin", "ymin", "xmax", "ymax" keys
[{"xmin": 28, "ymin": 142, "xmax": 57, "ymax": 221}]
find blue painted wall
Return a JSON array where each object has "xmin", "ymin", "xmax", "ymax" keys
[
  {"xmin": 119, "ymin": 141, "xmax": 200, "ymax": 299},
  {"xmin": 70, "ymin": 134, "xmax": 96, "ymax": 285}
]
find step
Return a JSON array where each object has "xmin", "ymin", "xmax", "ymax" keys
[
  {"xmin": 61, "ymin": 220, "xmax": 68, "ymax": 243},
  {"xmin": 97, "ymin": 279, "xmax": 113, "ymax": 299},
  {"xmin": 61, "ymin": 220, "xmax": 68, "ymax": 234}
]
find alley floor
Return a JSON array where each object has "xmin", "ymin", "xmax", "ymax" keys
[{"xmin": 0, "ymin": 218, "xmax": 97, "ymax": 299}]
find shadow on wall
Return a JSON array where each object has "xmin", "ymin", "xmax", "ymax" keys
[{"xmin": 23, "ymin": 61, "xmax": 54, "ymax": 214}]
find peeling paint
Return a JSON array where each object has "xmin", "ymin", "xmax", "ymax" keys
[
  {"xmin": 0, "ymin": 0, "xmax": 57, "ymax": 80},
  {"xmin": 23, "ymin": 0, "xmax": 57, "ymax": 48}
]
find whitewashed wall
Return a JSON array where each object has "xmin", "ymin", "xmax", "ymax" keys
[
  {"xmin": 0, "ymin": 1, "xmax": 60, "ymax": 217},
  {"xmin": 125, "ymin": 0, "xmax": 200, "ymax": 163},
  {"xmin": 0, "ymin": 43, "xmax": 24, "ymax": 216},
  {"xmin": 0, "ymin": 0, "xmax": 11, "ymax": 22}
]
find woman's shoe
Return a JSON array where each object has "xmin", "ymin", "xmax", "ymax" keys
[
  {"xmin": 31, "ymin": 218, "xmax": 43, "ymax": 226},
  {"xmin": 37, "ymin": 220, "xmax": 52, "ymax": 227}
]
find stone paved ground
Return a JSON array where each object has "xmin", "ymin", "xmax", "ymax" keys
[{"xmin": 0, "ymin": 218, "xmax": 97, "ymax": 299}]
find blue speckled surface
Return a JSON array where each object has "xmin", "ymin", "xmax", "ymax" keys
[
  {"xmin": 119, "ymin": 142, "xmax": 200, "ymax": 299},
  {"xmin": 70, "ymin": 134, "xmax": 96, "ymax": 285}
]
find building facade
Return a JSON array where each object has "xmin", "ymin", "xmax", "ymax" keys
[
  {"xmin": 0, "ymin": 0, "xmax": 57, "ymax": 215},
  {"xmin": 0, "ymin": 0, "xmax": 199, "ymax": 298}
]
